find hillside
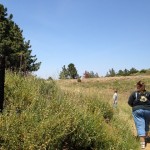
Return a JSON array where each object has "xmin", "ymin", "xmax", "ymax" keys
[
  {"xmin": 1, "ymin": 72, "xmax": 150, "ymax": 149},
  {"xmin": 57, "ymin": 75, "xmax": 150, "ymax": 150}
]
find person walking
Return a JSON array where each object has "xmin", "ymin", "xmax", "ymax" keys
[
  {"xmin": 113, "ymin": 90, "xmax": 118, "ymax": 108},
  {"xmin": 128, "ymin": 81, "xmax": 150, "ymax": 149}
]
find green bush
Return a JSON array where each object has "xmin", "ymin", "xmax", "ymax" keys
[
  {"xmin": 0, "ymin": 71, "xmax": 140, "ymax": 150},
  {"xmin": 77, "ymin": 78, "xmax": 81, "ymax": 82}
]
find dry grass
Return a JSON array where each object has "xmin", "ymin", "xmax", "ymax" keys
[{"xmin": 57, "ymin": 75, "xmax": 150, "ymax": 137}]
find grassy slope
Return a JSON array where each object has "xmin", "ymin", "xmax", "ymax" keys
[
  {"xmin": 1, "ymin": 72, "xmax": 150, "ymax": 150},
  {"xmin": 56, "ymin": 75, "xmax": 150, "ymax": 149}
]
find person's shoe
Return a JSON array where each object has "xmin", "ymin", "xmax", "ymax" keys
[{"xmin": 140, "ymin": 142, "xmax": 145, "ymax": 149}]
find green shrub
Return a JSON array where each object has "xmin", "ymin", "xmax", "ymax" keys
[
  {"xmin": 77, "ymin": 78, "xmax": 81, "ymax": 82},
  {"xmin": 0, "ymin": 71, "xmax": 140, "ymax": 150}
]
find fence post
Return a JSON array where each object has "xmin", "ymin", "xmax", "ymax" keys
[{"xmin": 0, "ymin": 55, "xmax": 5, "ymax": 112}]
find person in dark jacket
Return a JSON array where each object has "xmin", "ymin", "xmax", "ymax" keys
[{"xmin": 128, "ymin": 81, "xmax": 150, "ymax": 149}]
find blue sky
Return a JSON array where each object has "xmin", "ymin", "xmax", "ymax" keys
[{"xmin": 1, "ymin": 0, "xmax": 150, "ymax": 79}]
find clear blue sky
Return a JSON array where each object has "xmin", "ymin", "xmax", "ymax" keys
[{"xmin": 1, "ymin": 0, "xmax": 150, "ymax": 79}]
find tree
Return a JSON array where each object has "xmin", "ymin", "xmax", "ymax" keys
[
  {"xmin": 106, "ymin": 68, "xmax": 116, "ymax": 77},
  {"xmin": 0, "ymin": 4, "xmax": 41, "ymax": 72},
  {"xmin": 83, "ymin": 71, "xmax": 99, "ymax": 78},
  {"xmin": 59, "ymin": 65, "xmax": 68, "ymax": 79},
  {"xmin": 83, "ymin": 71, "xmax": 90, "ymax": 78},
  {"xmin": 59, "ymin": 63, "xmax": 78, "ymax": 79},
  {"xmin": 129, "ymin": 67, "xmax": 138, "ymax": 74},
  {"xmin": 95, "ymin": 73, "xmax": 99, "ymax": 78},
  {"xmin": 117, "ymin": 70, "xmax": 124, "ymax": 76},
  {"xmin": 90, "ymin": 71, "xmax": 95, "ymax": 78},
  {"xmin": 67, "ymin": 63, "xmax": 78, "ymax": 79},
  {"xmin": 139, "ymin": 69, "xmax": 146, "ymax": 73},
  {"xmin": 123, "ymin": 68, "xmax": 129, "ymax": 76},
  {"xmin": 47, "ymin": 76, "xmax": 53, "ymax": 80}
]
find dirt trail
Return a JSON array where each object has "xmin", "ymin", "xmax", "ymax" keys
[{"xmin": 130, "ymin": 117, "xmax": 150, "ymax": 150}]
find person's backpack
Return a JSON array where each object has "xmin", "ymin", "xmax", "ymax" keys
[{"xmin": 135, "ymin": 92, "xmax": 148, "ymax": 103}]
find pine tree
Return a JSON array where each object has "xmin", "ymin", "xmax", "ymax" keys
[
  {"xmin": 0, "ymin": 4, "xmax": 41, "ymax": 72},
  {"xmin": 59, "ymin": 63, "xmax": 78, "ymax": 79},
  {"xmin": 67, "ymin": 63, "xmax": 78, "ymax": 79},
  {"xmin": 59, "ymin": 65, "xmax": 68, "ymax": 79}
]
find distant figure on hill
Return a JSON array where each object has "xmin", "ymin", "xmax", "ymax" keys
[
  {"xmin": 113, "ymin": 90, "xmax": 118, "ymax": 108},
  {"xmin": 128, "ymin": 81, "xmax": 150, "ymax": 149}
]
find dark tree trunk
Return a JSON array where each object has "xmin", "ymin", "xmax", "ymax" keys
[{"xmin": 0, "ymin": 55, "xmax": 5, "ymax": 112}]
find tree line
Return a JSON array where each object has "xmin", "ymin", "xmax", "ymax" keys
[
  {"xmin": 106, "ymin": 68, "xmax": 147, "ymax": 77},
  {"xmin": 58, "ymin": 63, "xmax": 149, "ymax": 79}
]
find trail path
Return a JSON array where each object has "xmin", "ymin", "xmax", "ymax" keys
[
  {"xmin": 114, "ymin": 110, "xmax": 150, "ymax": 150},
  {"xmin": 131, "ymin": 121, "xmax": 150, "ymax": 150}
]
